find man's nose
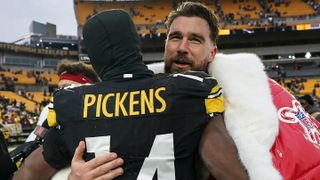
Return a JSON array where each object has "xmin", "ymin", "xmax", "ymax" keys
[{"xmin": 177, "ymin": 39, "xmax": 189, "ymax": 54}]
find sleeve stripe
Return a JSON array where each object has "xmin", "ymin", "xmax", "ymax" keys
[
  {"xmin": 47, "ymin": 109, "xmax": 57, "ymax": 127},
  {"xmin": 210, "ymin": 85, "xmax": 222, "ymax": 94},
  {"xmin": 208, "ymin": 88, "xmax": 223, "ymax": 99},
  {"xmin": 172, "ymin": 73, "xmax": 204, "ymax": 82},
  {"xmin": 205, "ymin": 77, "xmax": 216, "ymax": 80},
  {"xmin": 47, "ymin": 97, "xmax": 57, "ymax": 127}
]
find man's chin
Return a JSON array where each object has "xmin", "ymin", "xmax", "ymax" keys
[
  {"xmin": 171, "ymin": 65, "xmax": 191, "ymax": 73},
  {"xmin": 171, "ymin": 67, "xmax": 191, "ymax": 73}
]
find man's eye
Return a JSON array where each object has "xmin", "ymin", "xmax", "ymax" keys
[
  {"xmin": 190, "ymin": 39, "xmax": 201, "ymax": 44},
  {"xmin": 169, "ymin": 35, "xmax": 181, "ymax": 40}
]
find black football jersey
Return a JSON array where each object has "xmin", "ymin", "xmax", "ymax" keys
[{"xmin": 43, "ymin": 72, "xmax": 224, "ymax": 180}]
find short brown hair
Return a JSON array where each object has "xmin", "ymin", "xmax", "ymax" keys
[
  {"xmin": 165, "ymin": 1, "xmax": 219, "ymax": 44},
  {"xmin": 57, "ymin": 59, "xmax": 100, "ymax": 83}
]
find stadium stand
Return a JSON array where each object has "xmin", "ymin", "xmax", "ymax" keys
[
  {"xmin": 220, "ymin": 0, "xmax": 262, "ymax": 20},
  {"xmin": 74, "ymin": 0, "xmax": 95, "ymax": 27},
  {"xmin": 132, "ymin": 1, "xmax": 171, "ymax": 25},
  {"xmin": 0, "ymin": 69, "xmax": 58, "ymax": 86},
  {"xmin": 300, "ymin": 78, "xmax": 320, "ymax": 95},
  {"xmin": 40, "ymin": 72, "xmax": 59, "ymax": 86},
  {"xmin": 266, "ymin": 0, "xmax": 315, "ymax": 17},
  {"xmin": 0, "ymin": 71, "xmax": 36, "ymax": 85},
  {"xmin": 26, "ymin": 91, "xmax": 51, "ymax": 104},
  {"xmin": 0, "ymin": 91, "xmax": 36, "ymax": 112},
  {"xmin": 0, "ymin": 40, "xmax": 76, "ymax": 144},
  {"xmin": 74, "ymin": 0, "xmax": 320, "ymax": 31}
]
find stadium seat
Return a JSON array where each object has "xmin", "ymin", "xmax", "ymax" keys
[{"xmin": 0, "ymin": 91, "xmax": 36, "ymax": 112}]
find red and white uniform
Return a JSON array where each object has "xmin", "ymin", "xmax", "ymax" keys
[
  {"xmin": 270, "ymin": 79, "xmax": 320, "ymax": 179},
  {"xmin": 209, "ymin": 53, "xmax": 320, "ymax": 180}
]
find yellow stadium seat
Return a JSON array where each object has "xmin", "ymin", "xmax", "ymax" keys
[
  {"xmin": 0, "ymin": 71, "xmax": 36, "ymax": 85},
  {"xmin": 221, "ymin": 0, "xmax": 262, "ymax": 20},
  {"xmin": 26, "ymin": 92, "xmax": 52, "ymax": 104},
  {"xmin": 267, "ymin": 0, "xmax": 314, "ymax": 17},
  {"xmin": 0, "ymin": 91, "xmax": 37, "ymax": 112},
  {"xmin": 300, "ymin": 79, "xmax": 320, "ymax": 95},
  {"xmin": 40, "ymin": 72, "xmax": 59, "ymax": 86}
]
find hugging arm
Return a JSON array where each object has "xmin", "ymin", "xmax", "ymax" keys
[
  {"xmin": 199, "ymin": 114, "xmax": 249, "ymax": 180},
  {"xmin": 12, "ymin": 146, "xmax": 57, "ymax": 180}
]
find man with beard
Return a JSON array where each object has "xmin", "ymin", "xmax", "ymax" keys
[
  {"xmin": 13, "ymin": 7, "xmax": 248, "ymax": 180},
  {"xmin": 150, "ymin": 2, "xmax": 320, "ymax": 179}
]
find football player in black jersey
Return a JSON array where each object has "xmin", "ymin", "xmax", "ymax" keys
[
  {"xmin": 13, "ymin": 5, "xmax": 247, "ymax": 180},
  {"xmin": 11, "ymin": 60, "xmax": 124, "ymax": 180}
]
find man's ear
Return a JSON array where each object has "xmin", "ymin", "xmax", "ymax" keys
[{"xmin": 209, "ymin": 46, "xmax": 218, "ymax": 63}]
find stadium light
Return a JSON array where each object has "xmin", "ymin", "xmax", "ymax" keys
[{"xmin": 305, "ymin": 52, "xmax": 312, "ymax": 59}]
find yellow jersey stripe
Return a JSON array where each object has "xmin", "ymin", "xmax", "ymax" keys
[
  {"xmin": 205, "ymin": 96, "xmax": 224, "ymax": 114},
  {"xmin": 210, "ymin": 85, "xmax": 222, "ymax": 94}
]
